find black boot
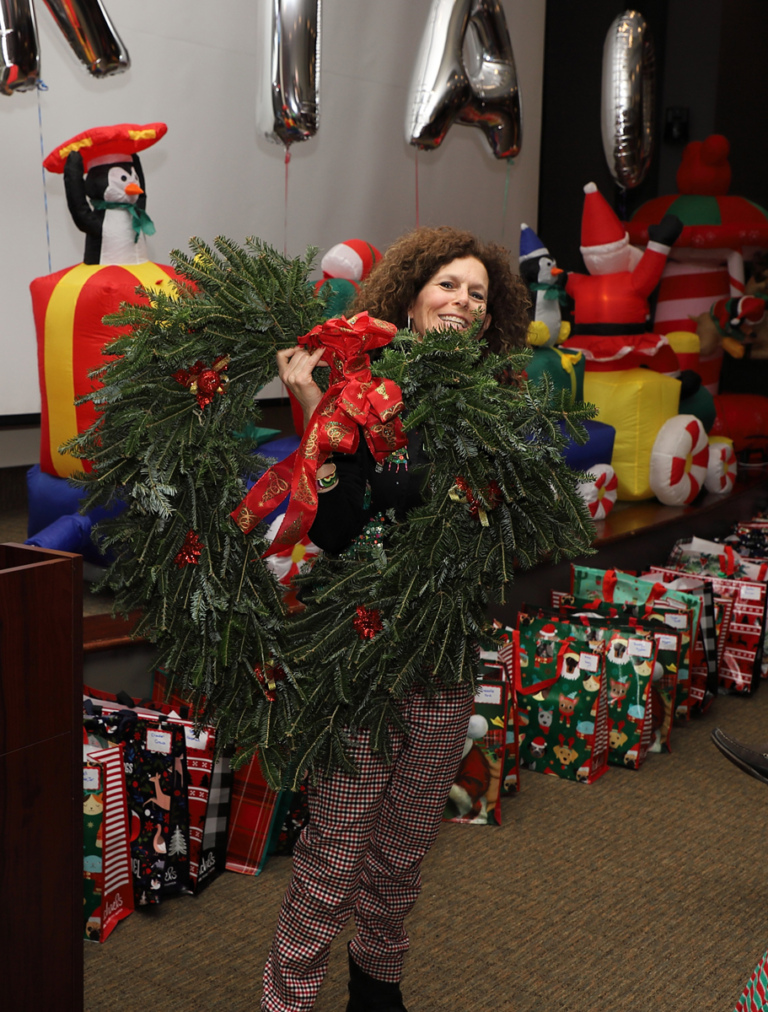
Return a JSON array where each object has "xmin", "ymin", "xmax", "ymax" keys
[{"xmin": 346, "ymin": 944, "xmax": 409, "ymax": 1012}]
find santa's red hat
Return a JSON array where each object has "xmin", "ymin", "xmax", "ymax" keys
[
  {"xmin": 579, "ymin": 182, "xmax": 628, "ymax": 255},
  {"xmin": 321, "ymin": 239, "xmax": 381, "ymax": 282}
]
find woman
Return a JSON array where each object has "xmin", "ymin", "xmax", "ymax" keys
[{"xmin": 261, "ymin": 227, "xmax": 529, "ymax": 1012}]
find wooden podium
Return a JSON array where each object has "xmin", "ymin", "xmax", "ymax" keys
[{"xmin": 0, "ymin": 544, "xmax": 83, "ymax": 1010}]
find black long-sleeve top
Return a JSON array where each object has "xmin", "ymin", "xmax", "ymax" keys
[{"xmin": 308, "ymin": 429, "xmax": 430, "ymax": 555}]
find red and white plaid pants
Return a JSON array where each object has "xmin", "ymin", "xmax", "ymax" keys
[{"xmin": 261, "ymin": 682, "xmax": 472, "ymax": 1011}]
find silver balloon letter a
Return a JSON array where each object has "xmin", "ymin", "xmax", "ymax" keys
[
  {"xmin": 406, "ymin": 0, "xmax": 521, "ymax": 159},
  {"xmin": 1, "ymin": 0, "xmax": 129, "ymax": 94},
  {"xmin": 259, "ymin": 0, "xmax": 321, "ymax": 147}
]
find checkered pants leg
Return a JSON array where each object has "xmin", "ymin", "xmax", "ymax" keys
[{"xmin": 261, "ymin": 683, "xmax": 472, "ymax": 1012}]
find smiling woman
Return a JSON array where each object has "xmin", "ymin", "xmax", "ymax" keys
[{"xmin": 348, "ymin": 225, "xmax": 530, "ymax": 356}]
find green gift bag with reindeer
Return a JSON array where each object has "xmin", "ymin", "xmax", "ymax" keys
[{"xmin": 515, "ymin": 619, "xmax": 609, "ymax": 784}]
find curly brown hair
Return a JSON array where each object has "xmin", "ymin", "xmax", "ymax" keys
[{"xmin": 348, "ymin": 225, "xmax": 530, "ymax": 354}]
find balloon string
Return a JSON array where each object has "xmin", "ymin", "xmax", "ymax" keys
[
  {"xmin": 284, "ymin": 147, "xmax": 291, "ymax": 256},
  {"xmin": 414, "ymin": 148, "xmax": 420, "ymax": 229},
  {"xmin": 36, "ymin": 79, "xmax": 52, "ymax": 274},
  {"xmin": 500, "ymin": 158, "xmax": 513, "ymax": 243}
]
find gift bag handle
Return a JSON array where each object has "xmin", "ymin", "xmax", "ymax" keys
[
  {"xmin": 602, "ymin": 569, "xmax": 668, "ymax": 616},
  {"xmin": 515, "ymin": 637, "xmax": 577, "ymax": 696}
]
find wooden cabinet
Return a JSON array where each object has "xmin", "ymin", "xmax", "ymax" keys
[{"xmin": 0, "ymin": 544, "xmax": 83, "ymax": 1011}]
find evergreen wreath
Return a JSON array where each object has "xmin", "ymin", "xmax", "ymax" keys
[{"xmin": 69, "ymin": 235, "xmax": 597, "ymax": 789}]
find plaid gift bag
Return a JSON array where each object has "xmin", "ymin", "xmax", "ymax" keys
[
  {"xmin": 225, "ymin": 753, "xmax": 283, "ymax": 876},
  {"xmin": 514, "ymin": 621, "xmax": 609, "ymax": 784},
  {"xmin": 735, "ymin": 950, "xmax": 768, "ymax": 1012},
  {"xmin": 443, "ymin": 673, "xmax": 508, "ymax": 825},
  {"xmin": 82, "ymin": 743, "xmax": 134, "ymax": 942}
]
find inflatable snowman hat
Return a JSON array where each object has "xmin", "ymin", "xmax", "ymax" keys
[
  {"xmin": 315, "ymin": 238, "xmax": 382, "ymax": 320},
  {"xmin": 320, "ymin": 239, "xmax": 381, "ymax": 282}
]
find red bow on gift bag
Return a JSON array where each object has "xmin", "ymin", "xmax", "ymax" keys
[{"xmin": 231, "ymin": 313, "xmax": 407, "ymax": 555}]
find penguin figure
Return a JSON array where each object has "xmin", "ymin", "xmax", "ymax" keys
[
  {"xmin": 63, "ymin": 148, "xmax": 155, "ymax": 265},
  {"xmin": 519, "ymin": 223, "xmax": 570, "ymax": 348}
]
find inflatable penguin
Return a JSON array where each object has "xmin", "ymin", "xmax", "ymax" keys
[
  {"xmin": 43, "ymin": 122, "xmax": 167, "ymax": 265},
  {"xmin": 519, "ymin": 223, "xmax": 570, "ymax": 347}
]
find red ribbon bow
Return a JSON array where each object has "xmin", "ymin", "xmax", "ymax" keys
[{"xmin": 231, "ymin": 313, "xmax": 407, "ymax": 554}]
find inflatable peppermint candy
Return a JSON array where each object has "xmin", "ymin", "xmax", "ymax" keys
[
  {"xmin": 649, "ymin": 415, "xmax": 709, "ymax": 505},
  {"xmin": 704, "ymin": 436, "xmax": 738, "ymax": 495},
  {"xmin": 577, "ymin": 463, "xmax": 618, "ymax": 519}
]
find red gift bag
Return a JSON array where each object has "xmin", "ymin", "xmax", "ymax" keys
[
  {"xmin": 83, "ymin": 743, "xmax": 134, "ymax": 942},
  {"xmin": 225, "ymin": 754, "xmax": 283, "ymax": 876}
]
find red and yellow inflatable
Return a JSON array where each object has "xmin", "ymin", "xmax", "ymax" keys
[{"xmin": 31, "ymin": 261, "xmax": 181, "ymax": 477}]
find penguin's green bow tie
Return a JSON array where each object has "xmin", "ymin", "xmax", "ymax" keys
[{"xmin": 91, "ymin": 200, "xmax": 156, "ymax": 242}]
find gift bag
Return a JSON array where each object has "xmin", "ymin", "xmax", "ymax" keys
[
  {"xmin": 151, "ymin": 670, "xmax": 231, "ymax": 890},
  {"xmin": 84, "ymin": 710, "xmax": 190, "ymax": 905},
  {"xmin": 514, "ymin": 623, "xmax": 609, "ymax": 784},
  {"xmin": 476, "ymin": 629, "xmax": 520, "ymax": 795},
  {"xmin": 85, "ymin": 687, "xmax": 219, "ymax": 893},
  {"xmin": 82, "ymin": 743, "xmax": 134, "ymax": 942},
  {"xmin": 639, "ymin": 572, "xmax": 718, "ymax": 713},
  {"xmin": 734, "ymin": 949, "xmax": 768, "ymax": 1012},
  {"xmin": 268, "ymin": 783, "xmax": 311, "ymax": 857},
  {"xmin": 570, "ymin": 566, "xmax": 702, "ymax": 723},
  {"xmin": 520, "ymin": 607, "xmax": 657, "ymax": 769},
  {"xmin": 667, "ymin": 536, "xmax": 768, "ymax": 583},
  {"xmin": 443, "ymin": 670, "xmax": 509, "ymax": 825},
  {"xmin": 651, "ymin": 565, "xmax": 767, "ymax": 694},
  {"xmin": 225, "ymin": 753, "xmax": 283, "ymax": 876},
  {"xmin": 551, "ymin": 592, "xmax": 682, "ymax": 753},
  {"xmin": 602, "ymin": 630, "xmax": 658, "ymax": 768}
]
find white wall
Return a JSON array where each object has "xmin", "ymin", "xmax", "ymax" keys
[{"xmin": 0, "ymin": 0, "xmax": 546, "ymax": 417}]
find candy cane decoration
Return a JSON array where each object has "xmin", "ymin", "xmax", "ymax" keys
[
  {"xmin": 704, "ymin": 436, "xmax": 737, "ymax": 495},
  {"xmin": 577, "ymin": 463, "xmax": 618, "ymax": 520},
  {"xmin": 649, "ymin": 415, "xmax": 709, "ymax": 505}
]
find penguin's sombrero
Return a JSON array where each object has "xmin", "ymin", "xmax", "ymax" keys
[{"xmin": 43, "ymin": 122, "xmax": 168, "ymax": 174}]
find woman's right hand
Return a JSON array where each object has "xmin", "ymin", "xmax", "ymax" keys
[{"xmin": 277, "ymin": 345, "xmax": 327, "ymax": 426}]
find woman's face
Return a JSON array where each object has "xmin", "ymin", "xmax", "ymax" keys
[{"xmin": 408, "ymin": 256, "xmax": 492, "ymax": 338}]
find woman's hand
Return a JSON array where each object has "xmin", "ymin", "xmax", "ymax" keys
[{"xmin": 277, "ymin": 345, "xmax": 327, "ymax": 426}]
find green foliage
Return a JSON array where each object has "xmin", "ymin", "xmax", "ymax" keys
[
  {"xmin": 67, "ymin": 236, "xmax": 325, "ymax": 749},
  {"xmin": 68, "ymin": 236, "xmax": 596, "ymax": 791}
]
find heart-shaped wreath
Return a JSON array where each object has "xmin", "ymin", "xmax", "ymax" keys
[{"xmin": 69, "ymin": 235, "xmax": 596, "ymax": 789}]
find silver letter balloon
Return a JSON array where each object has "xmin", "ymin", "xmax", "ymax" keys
[
  {"xmin": 259, "ymin": 0, "xmax": 321, "ymax": 147},
  {"xmin": 1, "ymin": 0, "xmax": 129, "ymax": 94},
  {"xmin": 405, "ymin": 0, "xmax": 521, "ymax": 160},
  {"xmin": 601, "ymin": 10, "xmax": 656, "ymax": 189}
]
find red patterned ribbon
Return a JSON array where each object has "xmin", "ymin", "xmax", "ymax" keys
[{"xmin": 231, "ymin": 313, "xmax": 407, "ymax": 554}]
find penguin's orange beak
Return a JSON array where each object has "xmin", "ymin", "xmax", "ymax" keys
[
  {"xmin": 550, "ymin": 266, "xmax": 563, "ymax": 276},
  {"xmin": 124, "ymin": 182, "xmax": 144, "ymax": 196}
]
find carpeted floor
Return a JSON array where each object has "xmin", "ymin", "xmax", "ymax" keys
[{"xmin": 84, "ymin": 684, "xmax": 768, "ymax": 1012}]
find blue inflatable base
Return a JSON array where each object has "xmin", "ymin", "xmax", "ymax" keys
[
  {"xmin": 25, "ymin": 464, "xmax": 125, "ymax": 564},
  {"xmin": 557, "ymin": 419, "xmax": 616, "ymax": 471}
]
